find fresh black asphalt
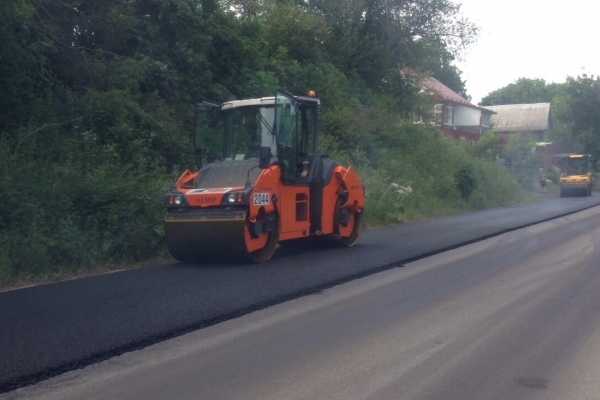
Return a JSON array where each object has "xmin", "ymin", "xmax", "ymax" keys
[{"xmin": 1, "ymin": 195, "xmax": 600, "ymax": 393}]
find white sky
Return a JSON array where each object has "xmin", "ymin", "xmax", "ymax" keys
[{"xmin": 454, "ymin": 0, "xmax": 600, "ymax": 104}]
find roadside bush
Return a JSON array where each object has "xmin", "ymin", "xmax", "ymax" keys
[
  {"xmin": 323, "ymin": 122, "xmax": 525, "ymax": 226},
  {"xmin": 455, "ymin": 164, "xmax": 476, "ymax": 199},
  {"xmin": 359, "ymin": 166, "xmax": 414, "ymax": 225},
  {"xmin": 0, "ymin": 149, "xmax": 172, "ymax": 284},
  {"xmin": 0, "ymin": 0, "xmax": 529, "ymax": 287},
  {"xmin": 466, "ymin": 156, "xmax": 523, "ymax": 210},
  {"xmin": 475, "ymin": 130, "xmax": 502, "ymax": 161},
  {"xmin": 504, "ymin": 133, "xmax": 542, "ymax": 189},
  {"xmin": 546, "ymin": 165, "xmax": 560, "ymax": 184}
]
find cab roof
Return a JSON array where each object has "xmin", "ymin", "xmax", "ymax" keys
[
  {"xmin": 221, "ymin": 97, "xmax": 275, "ymax": 110},
  {"xmin": 221, "ymin": 95, "xmax": 320, "ymax": 110}
]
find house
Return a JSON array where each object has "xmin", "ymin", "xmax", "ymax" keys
[
  {"xmin": 419, "ymin": 76, "xmax": 495, "ymax": 141},
  {"xmin": 483, "ymin": 103, "xmax": 552, "ymax": 142},
  {"xmin": 483, "ymin": 103, "xmax": 570, "ymax": 171}
]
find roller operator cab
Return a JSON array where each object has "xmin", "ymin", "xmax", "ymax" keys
[
  {"xmin": 559, "ymin": 154, "xmax": 594, "ymax": 197},
  {"xmin": 164, "ymin": 90, "xmax": 365, "ymax": 262}
]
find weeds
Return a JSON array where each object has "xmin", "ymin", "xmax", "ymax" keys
[
  {"xmin": 1, "ymin": 121, "xmax": 539, "ymax": 287},
  {"xmin": 324, "ymin": 122, "xmax": 532, "ymax": 227}
]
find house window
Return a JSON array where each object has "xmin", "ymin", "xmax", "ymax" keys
[
  {"xmin": 434, "ymin": 104, "xmax": 443, "ymax": 126},
  {"xmin": 481, "ymin": 114, "xmax": 490, "ymax": 128},
  {"xmin": 443, "ymin": 105, "xmax": 453, "ymax": 126},
  {"xmin": 414, "ymin": 106, "xmax": 428, "ymax": 124}
]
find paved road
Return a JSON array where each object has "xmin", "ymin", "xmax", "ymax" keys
[
  {"xmin": 1, "ymin": 195, "xmax": 600, "ymax": 393},
  {"xmin": 5, "ymin": 205, "xmax": 600, "ymax": 399}
]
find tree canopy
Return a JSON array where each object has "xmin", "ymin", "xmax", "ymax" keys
[
  {"xmin": 480, "ymin": 75, "xmax": 600, "ymax": 163},
  {"xmin": 556, "ymin": 75, "xmax": 600, "ymax": 159},
  {"xmin": 0, "ymin": 0, "xmax": 480, "ymax": 280},
  {"xmin": 479, "ymin": 78, "xmax": 559, "ymax": 106}
]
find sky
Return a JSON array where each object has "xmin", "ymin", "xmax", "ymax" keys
[{"xmin": 454, "ymin": 0, "xmax": 600, "ymax": 104}]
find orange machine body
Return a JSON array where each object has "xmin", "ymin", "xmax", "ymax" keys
[{"xmin": 164, "ymin": 91, "xmax": 365, "ymax": 262}]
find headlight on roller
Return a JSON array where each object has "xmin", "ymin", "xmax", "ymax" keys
[
  {"xmin": 221, "ymin": 191, "xmax": 246, "ymax": 205},
  {"xmin": 165, "ymin": 192, "xmax": 188, "ymax": 208}
]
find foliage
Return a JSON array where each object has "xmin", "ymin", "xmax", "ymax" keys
[
  {"xmin": 553, "ymin": 75, "xmax": 600, "ymax": 162},
  {"xmin": 503, "ymin": 133, "xmax": 542, "ymax": 189},
  {"xmin": 475, "ymin": 130, "xmax": 502, "ymax": 160},
  {"xmin": 480, "ymin": 75, "xmax": 600, "ymax": 167},
  {"xmin": 408, "ymin": 38, "xmax": 470, "ymax": 99},
  {"xmin": 327, "ymin": 123, "xmax": 522, "ymax": 225},
  {"xmin": 455, "ymin": 165, "xmax": 476, "ymax": 200},
  {"xmin": 299, "ymin": 0, "xmax": 478, "ymax": 100},
  {"xmin": 546, "ymin": 165, "xmax": 560, "ymax": 185},
  {"xmin": 548, "ymin": 90, "xmax": 573, "ymax": 142},
  {"xmin": 480, "ymin": 78, "xmax": 559, "ymax": 106},
  {"xmin": 2, "ymin": 0, "xmax": 533, "ymax": 286}
]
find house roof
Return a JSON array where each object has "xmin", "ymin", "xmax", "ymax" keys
[
  {"xmin": 420, "ymin": 76, "xmax": 494, "ymax": 114},
  {"xmin": 483, "ymin": 103, "xmax": 551, "ymax": 132}
]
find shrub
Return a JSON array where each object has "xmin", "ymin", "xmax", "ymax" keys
[
  {"xmin": 546, "ymin": 166, "xmax": 560, "ymax": 184},
  {"xmin": 455, "ymin": 164, "xmax": 477, "ymax": 199},
  {"xmin": 330, "ymin": 122, "xmax": 526, "ymax": 226},
  {"xmin": 504, "ymin": 133, "xmax": 542, "ymax": 189}
]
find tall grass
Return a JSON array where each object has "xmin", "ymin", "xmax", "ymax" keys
[
  {"xmin": 1, "ymin": 121, "xmax": 534, "ymax": 286},
  {"xmin": 0, "ymin": 142, "xmax": 173, "ymax": 285},
  {"xmin": 324, "ymin": 122, "xmax": 526, "ymax": 226}
]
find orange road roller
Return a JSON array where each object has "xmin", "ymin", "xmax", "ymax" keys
[{"xmin": 164, "ymin": 90, "xmax": 365, "ymax": 262}]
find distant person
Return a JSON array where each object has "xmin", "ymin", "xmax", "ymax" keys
[{"xmin": 540, "ymin": 173, "xmax": 547, "ymax": 192}]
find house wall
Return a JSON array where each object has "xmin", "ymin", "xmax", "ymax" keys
[
  {"xmin": 496, "ymin": 130, "xmax": 548, "ymax": 143},
  {"xmin": 453, "ymin": 106, "xmax": 481, "ymax": 127},
  {"xmin": 442, "ymin": 127, "xmax": 481, "ymax": 142},
  {"xmin": 481, "ymin": 114, "xmax": 491, "ymax": 130}
]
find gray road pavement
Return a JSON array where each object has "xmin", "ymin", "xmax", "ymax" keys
[
  {"xmin": 6, "ymin": 206, "xmax": 600, "ymax": 400},
  {"xmin": 1, "ymin": 194, "xmax": 599, "ymax": 393}
]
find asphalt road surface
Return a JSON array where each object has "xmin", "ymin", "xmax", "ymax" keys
[
  {"xmin": 1, "ymin": 194, "xmax": 600, "ymax": 395},
  {"xmin": 5, "ymin": 203, "xmax": 600, "ymax": 400}
]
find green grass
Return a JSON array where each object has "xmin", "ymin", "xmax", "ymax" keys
[
  {"xmin": 1, "ymin": 123, "xmax": 542, "ymax": 289},
  {"xmin": 327, "ymin": 122, "xmax": 531, "ymax": 227}
]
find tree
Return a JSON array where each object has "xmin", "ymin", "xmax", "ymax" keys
[
  {"xmin": 0, "ymin": 0, "xmax": 482, "ymax": 281},
  {"xmin": 306, "ymin": 0, "xmax": 477, "ymax": 100},
  {"xmin": 480, "ymin": 78, "xmax": 558, "ymax": 106},
  {"xmin": 475, "ymin": 130, "xmax": 502, "ymax": 161},
  {"xmin": 555, "ymin": 75, "xmax": 600, "ymax": 162},
  {"xmin": 503, "ymin": 133, "xmax": 541, "ymax": 189},
  {"xmin": 0, "ymin": 0, "xmax": 253, "ymax": 277},
  {"xmin": 409, "ymin": 38, "xmax": 469, "ymax": 99}
]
